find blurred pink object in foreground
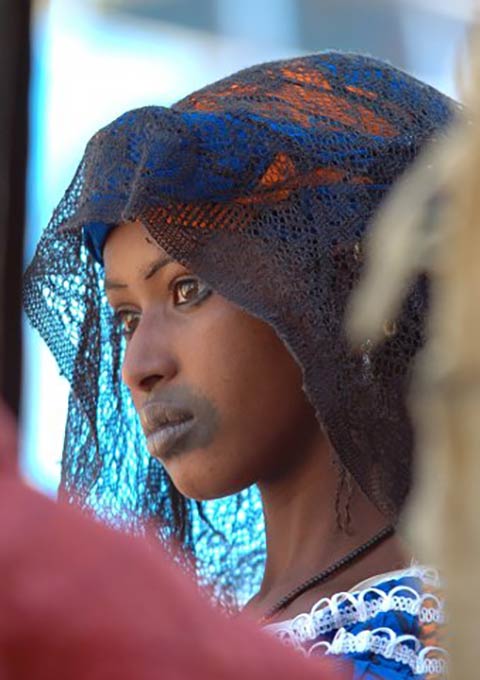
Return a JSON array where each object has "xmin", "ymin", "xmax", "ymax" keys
[{"xmin": 0, "ymin": 398, "xmax": 342, "ymax": 680}]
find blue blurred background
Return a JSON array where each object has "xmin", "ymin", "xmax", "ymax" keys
[{"xmin": 23, "ymin": 0, "xmax": 470, "ymax": 494}]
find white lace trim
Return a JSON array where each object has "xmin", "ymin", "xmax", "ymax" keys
[
  {"xmin": 265, "ymin": 566, "xmax": 444, "ymax": 645},
  {"xmin": 311, "ymin": 627, "xmax": 447, "ymax": 676}
]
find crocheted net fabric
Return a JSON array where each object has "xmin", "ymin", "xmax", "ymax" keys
[{"xmin": 23, "ymin": 52, "xmax": 456, "ymax": 609}]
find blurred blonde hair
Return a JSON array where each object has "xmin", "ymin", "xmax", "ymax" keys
[{"xmin": 348, "ymin": 23, "xmax": 480, "ymax": 678}]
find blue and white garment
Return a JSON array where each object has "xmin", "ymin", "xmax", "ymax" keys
[{"xmin": 264, "ymin": 566, "xmax": 447, "ymax": 679}]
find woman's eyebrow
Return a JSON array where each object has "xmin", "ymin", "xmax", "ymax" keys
[
  {"xmin": 104, "ymin": 255, "xmax": 174, "ymax": 290},
  {"xmin": 143, "ymin": 254, "xmax": 174, "ymax": 280}
]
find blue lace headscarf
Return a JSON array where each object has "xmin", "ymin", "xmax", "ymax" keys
[{"xmin": 24, "ymin": 52, "xmax": 456, "ymax": 609}]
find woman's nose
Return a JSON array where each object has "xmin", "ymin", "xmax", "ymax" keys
[{"xmin": 121, "ymin": 319, "xmax": 177, "ymax": 394}]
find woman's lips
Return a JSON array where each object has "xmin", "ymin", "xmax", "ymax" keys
[
  {"xmin": 140, "ymin": 402, "xmax": 193, "ymax": 436},
  {"xmin": 139, "ymin": 386, "xmax": 220, "ymax": 461},
  {"xmin": 145, "ymin": 416, "xmax": 195, "ymax": 460}
]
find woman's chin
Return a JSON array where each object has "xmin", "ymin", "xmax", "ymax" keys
[{"xmin": 165, "ymin": 459, "xmax": 252, "ymax": 502}]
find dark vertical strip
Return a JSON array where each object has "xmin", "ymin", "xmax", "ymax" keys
[{"xmin": 0, "ymin": 0, "xmax": 31, "ymax": 416}]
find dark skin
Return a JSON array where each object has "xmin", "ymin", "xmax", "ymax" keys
[{"xmin": 104, "ymin": 220, "xmax": 410, "ymax": 623}]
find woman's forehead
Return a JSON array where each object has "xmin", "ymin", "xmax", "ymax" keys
[
  {"xmin": 103, "ymin": 220, "xmax": 174, "ymax": 281},
  {"xmin": 104, "ymin": 220, "xmax": 168, "ymax": 261}
]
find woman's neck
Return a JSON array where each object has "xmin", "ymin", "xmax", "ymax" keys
[{"xmin": 248, "ymin": 435, "xmax": 410, "ymax": 621}]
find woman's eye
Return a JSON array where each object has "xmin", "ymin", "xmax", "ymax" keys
[
  {"xmin": 172, "ymin": 277, "xmax": 212, "ymax": 307},
  {"xmin": 114, "ymin": 310, "xmax": 140, "ymax": 340}
]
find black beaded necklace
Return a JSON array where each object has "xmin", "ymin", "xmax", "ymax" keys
[{"xmin": 258, "ymin": 524, "xmax": 395, "ymax": 624}]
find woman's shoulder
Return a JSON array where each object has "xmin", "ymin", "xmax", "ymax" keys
[{"xmin": 263, "ymin": 565, "xmax": 447, "ymax": 678}]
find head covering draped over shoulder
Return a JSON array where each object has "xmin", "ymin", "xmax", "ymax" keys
[{"xmin": 23, "ymin": 52, "xmax": 456, "ymax": 608}]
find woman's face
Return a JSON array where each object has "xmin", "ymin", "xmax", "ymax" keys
[{"xmin": 104, "ymin": 220, "xmax": 322, "ymax": 500}]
